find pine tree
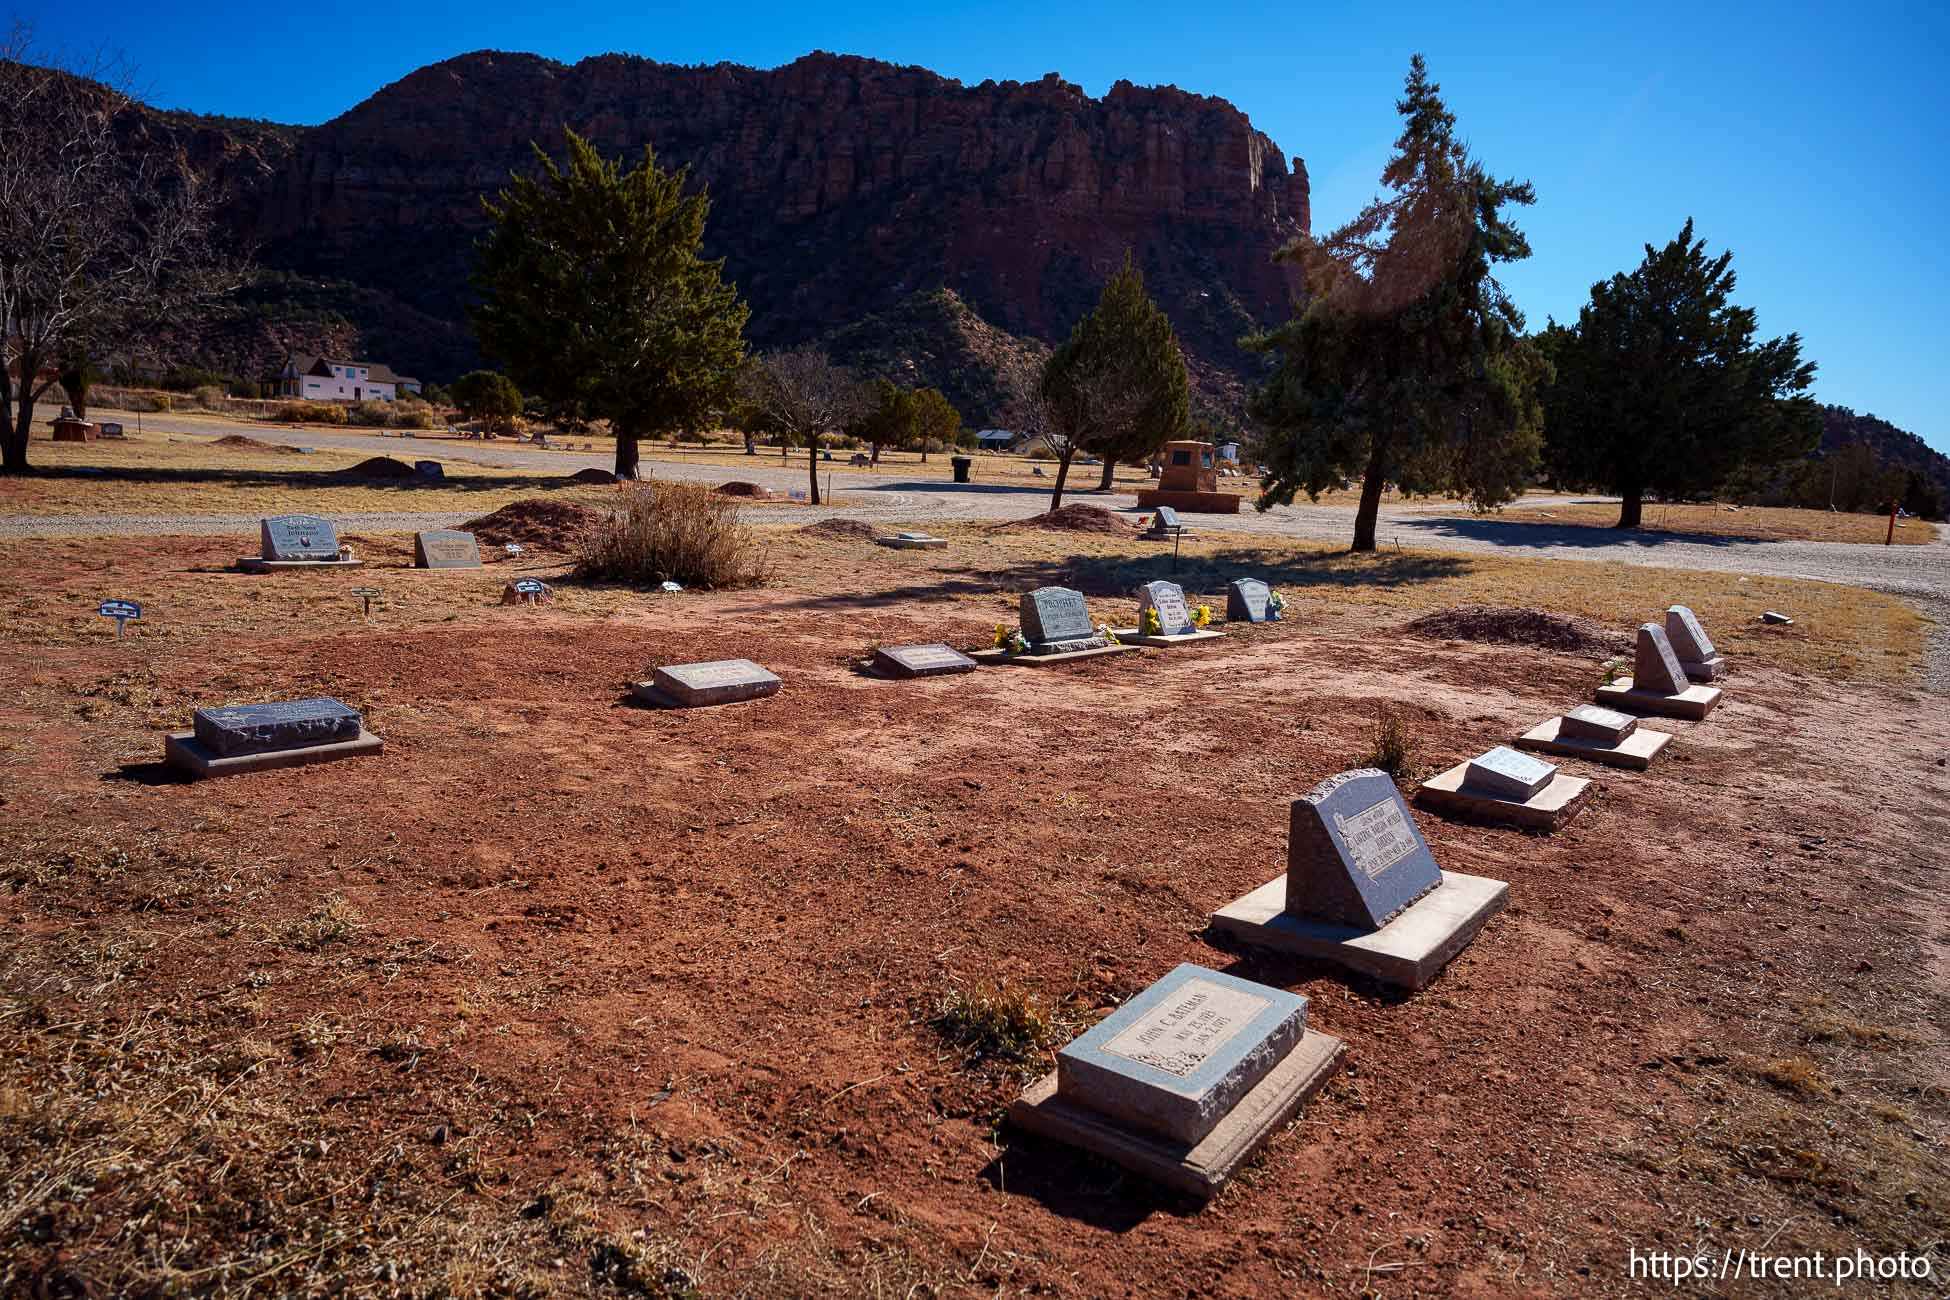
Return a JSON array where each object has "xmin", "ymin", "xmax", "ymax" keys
[
  {"xmin": 1537, "ymin": 220, "xmax": 1817, "ymax": 527},
  {"xmin": 1249, "ymin": 55, "xmax": 1546, "ymax": 552},
  {"xmin": 1040, "ymin": 253, "xmax": 1190, "ymax": 511},
  {"xmin": 472, "ymin": 128, "xmax": 749, "ymax": 480}
]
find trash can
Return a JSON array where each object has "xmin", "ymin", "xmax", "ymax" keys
[{"xmin": 951, "ymin": 455, "xmax": 973, "ymax": 484}]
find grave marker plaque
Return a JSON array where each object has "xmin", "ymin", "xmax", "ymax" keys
[
  {"xmin": 1634, "ymin": 623, "xmax": 1690, "ymax": 695},
  {"xmin": 647, "ymin": 659, "xmax": 782, "ymax": 707},
  {"xmin": 1286, "ymin": 769, "xmax": 1442, "ymax": 930},
  {"xmin": 1559, "ymin": 704, "xmax": 1637, "ymax": 744},
  {"xmin": 191, "ymin": 698, "xmax": 362, "ymax": 758},
  {"xmin": 1462, "ymin": 745, "xmax": 1556, "ymax": 800},
  {"xmin": 872, "ymin": 643, "xmax": 977, "ymax": 679},
  {"xmin": 1137, "ymin": 580, "xmax": 1194, "ymax": 636},
  {"xmin": 1226, "ymin": 578, "xmax": 1272, "ymax": 623},
  {"xmin": 1020, "ymin": 587, "xmax": 1104, "ymax": 652},
  {"xmin": 413, "ymin": 529, "xmax": 482, "ymax": 569},
  {"xmin": 259, "ymin": 514, "xmax": 341, "ymax": 562}
]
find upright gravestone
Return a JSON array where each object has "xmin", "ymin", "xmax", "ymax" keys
[
  {"xmin": 1209, "ymin": 768, "xmax": 1509, "ymax": 989},
  {"xmin": 634, "ymin": 659, "xmax": 782, "ymax": 708},
  {"xmin": 871, "ymin": 643, "xmax": 977, "ymax": 679},
  {"xmin": 165, "ymin": 696, "xmax": 382, "ymax": 778},
  {"xmin": 413, "ymin": 529, "xmax": 482, "ymax": 569},
  {"xmin": 1137, "ymin": 580, "xmax": 1195, "ymax": 636},
  {"xmin": 1594, "ymin": 623, "xmax": 1723, "ymax": 720},
  {"xmin": 414, "ymin": 459, "xmax": 445, "ymax": 480},
  {"xmin": 1665, "ymin": 605, "xmax": 1725, "ymax": 680},
  {"xmin": 1020, "ymin": 587, "xmax": 1107, "ymax": 654},
  {"xmin": 1226, "ymin": 578, "xmax": 1273, "ymax": 624},
  {"xmin": 1009, "ymin": 963, "xmax": 1345, "ymax": 1196},
  {"xmin": 1633, "ymin": 623, "xmax": 1691, "ymax": 695},
  {"xmin": 1145, "ymin": 505, "xmax": 1185, "ymax": 537},
  {"xmin": 260, "ymin": 514, "xmax": 341, "ymax": 562}
]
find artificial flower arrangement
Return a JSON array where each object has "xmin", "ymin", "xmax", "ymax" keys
[
  {"xmin": 1143, "ymin": 607, "xmax": 1162, "ymax": 636},
  {"xmin": 1098, "ymin": 623, "xmax": 1119, "ymax": 645},
  {"xmin": 1193, "ymin": 604, "xmax": 1213, "ymax": 628},
  {"xmin": 994, "ymin": 623, "xmax": 1030, "ymax": 654},
  {"xmin": 1267, "ymin": 590, "xmax": 1286, "ymax": 620}
]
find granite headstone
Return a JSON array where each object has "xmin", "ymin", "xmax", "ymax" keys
[
  {"xmin": 1020, "ymin": 587, "xmax": 1105, "ymax": 653},
  {"xmin": 1286, "ymin": 769, "xmax": 1443, "ymax": 930},
  {"xmin": 414, "ymin": 459, "xmax": 445, "ymax": 480},
  {"xmin": 1634, "ymin": 623, "xmax": 1691, "ymax": 695},
  {"xmin": 1462, "ymin": 745, "xmax": 1556, "ymax": 800},
  {"xmin": 413, "ymin": 529, "xmax": 482, "ymax": 569},
  {"xmin": 648, "ymin": 659, "xmax": 782, "ymax": 707},
  {"xmin": 1559, "ymin": 704, "xmax": 1637, "ymax": 744},
  {"xmin": 1137, "ymin": 580, "xmax": 1195, "ymax": 635},
  {"xmin": 872, "ymin": 643, "xmax": 977, "ymax": 678},
  {"xmin": 1146, "ymin": 505, "xmax": 1183, "ymax": 535},
  {"xmin": 259, "ymin": 514, "xmax": 341, "ymax": 562},
  {"xmin": 192, "ymin": 698, "xmax": 362, "ymax": 757},
  {"xmin": 1226, "ymin": 578, "xmax": 1273, "ymax": 624}
]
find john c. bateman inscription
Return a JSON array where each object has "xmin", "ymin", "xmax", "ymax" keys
[{"xmin": 1101, "ymin": 978, "xmax": 1270, "ymax": 1078}]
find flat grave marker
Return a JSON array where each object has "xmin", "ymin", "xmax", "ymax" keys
[
  {"xmin": 166, "ymin": 696, "xmax": 383, "ymax": 779},
  {"xmin": 1560, "ymin": 704, "xmax": 1636, "ymax": 744},
  {"xmin": 1516, "ymin": 704, "xmax": 1671, "ymax": 771},
  {"xmin": 1463, "ymin": 745, "xmax": 1556, "ymax": 800},
  {"xmin": 871, "ymin": 643, "xmax": 977, "ymax": 678},
  {"xmin": 634, "ymin": 659, "xmax": 782, "ymax": 708},
  {"xmin": 1421, "ymin": 746, "xmax": 1591, "ymax": 830}
]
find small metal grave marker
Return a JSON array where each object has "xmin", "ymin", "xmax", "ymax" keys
[
  {"xmin": 350, "ymin": 586, "xmax": 382, "ymax": 618},
  {"xmin": 98, "ymin": 598, "xmax": 141, "ymax": 638},
  {"xmin": 513, "ymin": 578, "xmax": 548, "ymax": 605},
  {"xmin": 504, "ymin": 542, "xmax": 524, "ymax": 557},
  {"xmin": 660, "ymin": 580, "xmax": 683, "ymax": 593}
]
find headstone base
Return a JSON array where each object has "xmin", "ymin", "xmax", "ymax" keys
[
  {"xmin": 163, "ymin": 728, "xmax": 383, "ymax": 780},
  {"xmin": 1515, "ymin": 717, "xmax": 1672, "ymax": 770},
  {"xmin": 1415, "ymin": 763, "xmax": 1591, "ymax": 831},
  {"xmin": 1108, "ymin": 626, "xmax": 1225, "ymax": 648},
  {"xmin": 237, "ymin": 557, "xmax": 364, "ymax": 573},
  {"xmin": 875, "ymin": 535, "xmax": 947, "ymax": 550},
  {"xmin": 1680, "ymin": 655, "xmax": 1726, "ymax": 682},
  {"xmin": 1595, "ymin": 678, "xmax": 1722, "ymax": 721},
  {"xmin": 1008, "ymin": 1029, "xmax": 1345, "ymax": 1198},
  {"xmin": 631, "ymin": 674, "xmax": 781, "ymax": 709},
  {"xmin": 1210, "ymin": 870, "xmax": 1509, "ymax": 991},
  {"xmin": 966, "ymin": 644, "xmax": 1139, "ymax": 667}
]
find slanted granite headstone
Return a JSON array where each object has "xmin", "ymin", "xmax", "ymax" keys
[
  {"xmin": 872, "ymin": 643, "xmax": 977, "ymax": 678},
  {"xmin": 1286, "ymin": 769, "xmax": 1442, "ymax": 930},
  {"xmin": 1463, "ymin": 745, "xmax": 1556, "ymax": 800},
  {"xmin": 414, "ymin": 459, "xmax": 445, "ymax": 480},
  {"xmin": 1056, "ymin": 963, "xmax": 1308, "ymax": 1145},
  {"xmin": 1665, "ymin": 604, "xmax": 1724, "ymax": 678},
  {"xmin": 413, "ymin": 529, "xmax": 482, "ymax": 569},
  {"xmin": 192, "ymin": 698, "xmax": 362, "ymax": 757},
  {"xmin": 1020, "ymin": 587, "xmax": 1106, "ymax": 653},
  {"xmin": 1137, "ymin": 580, "xmax": 1194, "ymax": 635},
  {"xmin": 1226, "ymin": 578, "xmax": 1272, "ymax": 623},
  {"xmin": 1634, "ymin": 623, "xmax": 1690, "ymax": 695},
  {"xmin": 1560, "ymin": 704, "xmax": 1637, "ymax": 744},
  {"xmin": 259, "ymin": 514, "xmax": 341, "ymax": 562},
  {"xmin": 1145, "ymin": 505, "xmax": 1184, "ymax": 535},
  {"xmin": 647, "ymin": 659, "xmax": 781, "ymax": 707}
]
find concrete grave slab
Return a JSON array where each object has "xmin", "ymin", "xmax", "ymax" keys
[
  {"xmin": 1107, "ymin": 627, "xmax": 1226, "ymax": 648},
  {"xmin": 413, "ymin": 529, "xmax": 481, "ymax": 569},
  {"xmin": 877, "ymin": 532, "xmax": 947, "ymax": 550},
  {"xmin": 1055, "ymin": 964, "xmax": 1308, "ymax": 1146},
  {"xmin": 1666, "ymin": 604, "xmax": 1726, "ymax": 681},
  {"xmin": 1211, "ymin": 870, "xmax": 1509, "ymax": 991},
  {"xmin": 168, "ymin": 697, "xmax": 381, "ymax": 779},
  {"xmin": 1416, "ymin": 762, "xmax": 1592, "ymax": 831},
  {"xmin": 870, "ymin": 643, "xmax": 977, "ymax": 678},
  {"xmin": 165, "ymin": 728, "xmax": 383, "ymax": 779},
  {"xmin": 1515, "ymin": 715, "xmax": 1673, "ymax": 770},
  {"xmin": 1461, "ymin": 745, "xmax": 1556, "ymax": 800},
  {"xmin": 1011, "ymin": 1024, "xmax": 1344, "ymax": 1198},
  {"xmin": 1595, "ymin": 678, "xmax": 1723, "ymax": 721},
  {"xmin": 967, "ymin": 643, "xmax": 1139, "ymax": 667},
  {"xmin": 632, "ymin": 659, "xmax": 782, "ymax": 708}
]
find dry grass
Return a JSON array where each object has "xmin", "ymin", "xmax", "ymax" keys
[
  {"xmin": 929, "ymin": 981, "xmax": 1063, "ymax": 1066},
  {"xmin": 1500, "ymin": 500, "xmax": 1938, "ymax": 545},
  {"xmin": 575, "ymin": 482, "xmax": 772, "ymax": 589},
  {"xmin": 1362, "ymin": 706, "xmax": 1420, "ymax": 780}
]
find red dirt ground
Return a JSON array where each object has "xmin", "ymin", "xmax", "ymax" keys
[
  {"xmin": 992, "ymin": 504, "xmax": 1138, "ymax": 536},
  {"xmin": 462, "ymin": 498, "xmax": 604, "ymax": 552},
  {"xmin": 1, "ymin": 535, "xmax": 1945, "ymax": 1296}
]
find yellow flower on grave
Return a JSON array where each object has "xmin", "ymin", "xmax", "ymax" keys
[
  {"xmin": 1143, "ymin": 607, "xmax": 1161, "ymax": 636},
  {"xmin": 1193, "ymin": 604, "xmax": 1212, "ymax": 628},
  {"xmin": 994, "ymin": 622, "xmax": 1008, "ymax": 648}
]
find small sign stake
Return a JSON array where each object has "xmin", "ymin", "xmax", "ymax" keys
[
  {"xmin": 98, "ymin": 598, "xmax": 141, "ymax": 639},
  {"xmin": 350, "ymin": 586, "xmax": 382, "ymax": 618}
]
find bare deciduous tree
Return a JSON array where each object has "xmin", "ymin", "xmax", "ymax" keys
[
  {"xmin": 1, "ymin": 22, "xmax": 240, "ymax": 474},
  {"xmin": 738, "ymin": 346, "xmax": 867, "ymax": 505}
]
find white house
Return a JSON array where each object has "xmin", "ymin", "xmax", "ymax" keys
[
  {"xmin": 975, "ymin": 428, "xmax": 1020, "ymax": 449},
  {"xmin": 274, "ymin": 353, "xmax": 421, "ymax": 402}
]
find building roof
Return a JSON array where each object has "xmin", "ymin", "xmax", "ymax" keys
[{"xmin": 283, "ymin": 352, "xmax": 415, "ymax": 384}]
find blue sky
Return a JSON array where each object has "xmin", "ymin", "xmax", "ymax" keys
[{"xmin": 34, "ymin": 1, "xmax": 1949, "ymax": 452}]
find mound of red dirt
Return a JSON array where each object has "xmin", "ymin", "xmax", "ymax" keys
[
  {"xmin": 715, "ymin": 481, "xmax": 778, "ymax": 499},
  {"xmin": 794, "ymin": 519, "xmax": 883, "ymax": 541},
  {"xmin": 336, "ymin": 455, "xmax": 417, "ymax": 479},
  {"xmin": 461, "ymin": 498, "xmax": 603, "ymax": 551},
  {"xmin": 211, "ymin": 434, "xmax": 301, "ymax": 453},
  {"xmin": 993, "ymin": 504, "xmax": 1136, "ymax": 536},
  {"xmin": 566, "ymin": 467, "xmax": 619, "ymax": 485},
  {"xmin": 1406, "ymin": 605, "xmax": 1628, "ymax": 655}
]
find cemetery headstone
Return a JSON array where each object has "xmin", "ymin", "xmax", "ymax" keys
[
  {"xmin": 1146, "ymin": 505, "xmax": 1183, "ymax": 536},
  {"xmin": 1761, "ymin": 611, "xmax": 1793, "ymax": 625},
  {"xmin": 1633, "ymin": 623, "xmax": 1690, "ymax": 695},
  {"xmin": 1055, "ymin": 963, "xmax": 1309, "ymax": 1145},
  {"xmin": 1559, "ymin": 704, "xmax": 1637, "ymax": 744},
  {"xmin": 259, "ymin": 514, "xmax": 341, "ymax": 562},
  {"xmin": 1020, "ymin": 586, "xmax": 1106, "ymax": 653},
  {"xmin": 641, "ymin": 659, "xmax": 782, "ymax": 707},
  {"xmin": 1286, "ymin": 769, "xmax": 1442, "ymax": 929},
  {"xmin": 872, "ymin": 643, "xmax": 977, "ymax": 679},
  {"xmin": 413, "ymin": 529, "xmax": 482, "ymax": 569},
  {"xmin": 1137, "ymin": 580, "xmax": 1195, "ymax": 635},
  {"xmin": 414, "ymin": 459, "xmax": 445, "ymax": 480},
  {"xmin": 1462, "ymin": 746, "xmax": 1556, "ymax": 801},
  {"xmin": 98, "ymin": 598, "xmax": 140, "ymax": 638},
  {"xmin": 192, "ymin": 698, "xmax": 361, "ymax": 758},
  {"xmin": 503, "ymin": 578, "xmax": 552, "ymax": 606},
  {"xmin": 97, "ymin": 421, "xmax": 125, "ymax": 439},
  {"xmin": 1665, "ymin": 604, "xmax": 1724, "ymax": 678},
  {"xmin": 1226, "ymin": 578, "xmax": 1273, "ymax": 623}
]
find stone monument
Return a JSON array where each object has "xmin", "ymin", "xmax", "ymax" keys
[
  {"xmin": 238, "ymin": 514, "xmax": 362, "ymax": 572},
  {"xmin": 1515, "ymin": 703, "xmax": 1672, "ymax": 770},
  {"xmin": 1210, "ymin": 769, "xmax": 1509, "ymax": 989},
  {"xmin": 163, "ymin": 697, "xmax": 383, "ymax": 779},
  {"xmin": 414, "ymin": 529, "xmax": 482, "ymax": 569},
  {"xmin": 1225, "ymin": 578, "xmax": 1276, "ymax": 624},
  {"xmin": 632, "ymin": 659, "xmax": 781, "ymax": 708},
  {"xmin": 1116, "ymin": 580, "xmax": 1223, "ymax": 647},
  {"xmin": 1416, "ymin": 744, "xmax": 1592, "ymax": 831},
  {"xmin": 870, "ymin": 643, "xmax": 977, "ymax": 678},
  {"xmin": 1665, "ymin": 605, "xmax": 1725, "ymax": 681},
  {"xmin": 1594, "ymin": 623, "xmax": 1723, "ymax": 720},
  {"xmin": 1008, "ymin": 963, "xmax": 1345, "ymax": 1196}
]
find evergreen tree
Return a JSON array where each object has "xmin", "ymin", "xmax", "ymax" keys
[
  {"xmin": 449, "ymin": 370, "xmax": 522, "ymax": 432},
  {"xmin": 1538, "ymin": 220, "xmax": 1818, "ymax": 526},
  {"xmin": 472, "ymin": 128, "xmax": 748, "ymax": 480},
  {"xmin": 850, "ymin": 377, "xmax": 919, "ymax": 465},
  {"xmin": 909, "ymin": 387, "xmax": 962, "ymax": 463},
  {"xmin": 1040, "ymin": 253, "xmax": 1190, "ymax": 511},
  {"xmin": 1249, "ymin": 55, "xmax": 1545, "ymax": 552}
]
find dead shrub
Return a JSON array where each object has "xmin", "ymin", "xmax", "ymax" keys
[
  {"xmin": 1363, "ymin": 705, "xmax": 1420, "ymax": 780},
  {"xmin": 271, "ymin": 400, "xmax": 346, "ymax": 425},
  {"xmin": 574, "ymin": 482, "xmax": 769, "ymax": 589},
  {"xmin": 930, "ymin": 981, "xmax": 1057, "ymax": 1063},
  {"xmin": 282, "ymin": 894, "xmax": 363, "ymax": 952}
]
